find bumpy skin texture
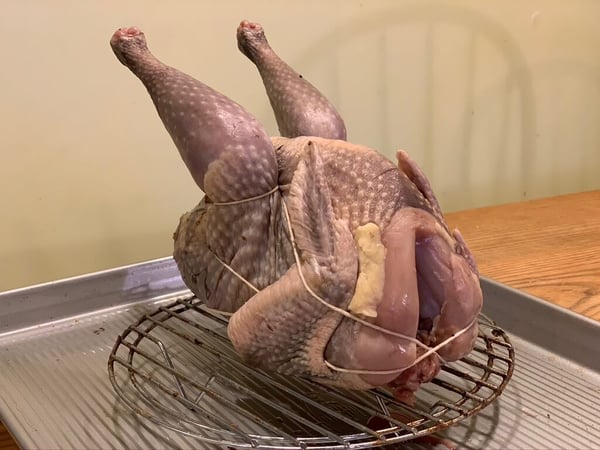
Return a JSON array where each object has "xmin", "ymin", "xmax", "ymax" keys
[
  {"xmin": 110, "ymin": 23, "xmax": 483, "ymax": 398},
  {"xmin": 111, "ymin": 27, "xmax": 289, "ymax": 311},
  {"xmin": 237, "ymin": 20, "xmax": 347, "ymax": 140}
]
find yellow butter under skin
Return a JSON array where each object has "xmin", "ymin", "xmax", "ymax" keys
[{"xmin": 347, "ymin": 223, "xmax": 387, "ymax": 319}]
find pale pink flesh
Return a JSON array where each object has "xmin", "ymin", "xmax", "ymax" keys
[
  {"xmin": 417, "ymin": 240, "xmax": 482, "ymax": 360},
  {"xmin": 349, "ymin": 207, "xmax": 482, "ymax": 387},
  {"xmin": 353, "ymin": 212, "xmax": 420, "ymax": 386}
]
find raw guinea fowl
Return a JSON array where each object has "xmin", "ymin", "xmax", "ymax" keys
[
  {"xmin": 110, "ymin": 22, "xmax": 483, "ymax": 401},
  {"xmin": 236, "ymin": 20, "xmax": 346, "ymax": 140}
]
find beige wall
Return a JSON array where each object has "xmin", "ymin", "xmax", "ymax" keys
[{"xmin": 1, "ymin": 0, "xmax": 599, "ymax": 290}]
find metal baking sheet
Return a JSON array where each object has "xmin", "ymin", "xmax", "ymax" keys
[{"xmin": 0, "ymin": 258, "xmax": 599, "ymax": 449}]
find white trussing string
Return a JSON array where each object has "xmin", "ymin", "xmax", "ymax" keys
[{"xmin": 206, "ymin": 186, "xmax": 480, "ymax": 375}]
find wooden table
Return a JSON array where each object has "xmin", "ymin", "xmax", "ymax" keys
[
  {"xmin": 1, "ymin": 190, "xmax": 598, "ymax": 449},
  {"xmin": 446, "ymin": 190, "xmax": 600, "ymax": 321}
]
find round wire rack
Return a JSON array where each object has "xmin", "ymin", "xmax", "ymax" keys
[{"xmin": 108, "ymin": 294, "xmax": 514, "ymax": 449}]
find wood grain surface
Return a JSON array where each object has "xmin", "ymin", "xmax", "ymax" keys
[
  {"xmin": 0, "ymin": 423, "xmax": 16, "ymax": 450},
  {"xmin": 446, "ymin": 190, "xmax": 600, "ymax": 321},
  {"xmin": 1, "ymin": 190, "xmax": 598, "ymax": 449}
]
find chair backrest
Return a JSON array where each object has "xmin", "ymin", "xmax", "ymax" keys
[{"xmin": 281, "ymin": 4, "xmax": 555, "ymax": 211}]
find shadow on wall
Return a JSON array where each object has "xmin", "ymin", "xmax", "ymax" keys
[
  {"xmin": 271, "ymin": 2, "xmax": 539, "ymax": 210},
  {"xmin": 529, "ymin": 60, "xmax": 600, "ymax": 195}
]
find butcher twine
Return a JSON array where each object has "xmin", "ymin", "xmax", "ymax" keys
[{"xmin": 207, "ymin": 186, "xmax": 477, "ymax": 377}]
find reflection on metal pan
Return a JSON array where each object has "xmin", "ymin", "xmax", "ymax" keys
[{"xmin": 108, "ymin": 294, "xmax": 514, "ymax": 449}]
